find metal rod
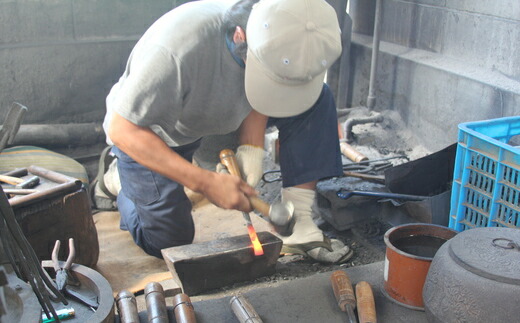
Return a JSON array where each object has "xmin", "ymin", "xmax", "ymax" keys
[{"xmin": 367, "ymin": 0, "xmax": 383, "ymax": 109}]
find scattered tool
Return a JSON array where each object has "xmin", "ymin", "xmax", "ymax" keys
[
  {"xmin": 340, "ymin": 141, "xmax": 368, "ymax": 163},
  {"xmin": 0, "ymin": 174, "xmax": 40, "ymax": 189},
  {"xmin": 173, "ymin": 293, "xmax": 197, "ymax": 323},
  {"xmin": 355, "ymin": 281, "xmax": 377, "ymax": 323},
  {"xmin": 116, "ymin": 290, "xmax": 139, "ymax": 323},
  {"xmin": 220, "ymin": 149, "xmax": 293, "ymax": 235},
  {"xmin": 3, "ymin": 188, "xmax": 37, "ymax": 195},
  {"xmin": 52, "ymin": 238, "xmax": 76, "ymax": 292},
  {"xmin": 230, "ymin": 293, "xmax": 263, "ymax": 323},
  {"xmin": 219, "ymin": 149, "xmax": 264, "ymax": 255},
  {"xmin": 145, "ymin": 282, "xmax": 168, "ymax": 323},
  {"xmin": 52, "ymin": 238, "xmax": 99, "ymax": 310},
  {"xmin": 337, "ymin": 188, "xmax": 428, "ymax": 202},
  {"xmin": 330, "ymin": 270, "xmax": 358, "ymax": 323}
]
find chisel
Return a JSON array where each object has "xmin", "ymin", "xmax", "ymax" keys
[
  {"xmin": 219, "ymin": 149, "xmax": 264, "ymax": 256},
  {"xmin": 330, "ymin": 270, "xmax": 358, "ymax": 323}
]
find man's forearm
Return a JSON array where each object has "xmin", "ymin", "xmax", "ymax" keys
[
  {"xmin": 108, "ymin": 112, "xmax": 210, "ymax": 193},
  {"xmin": 239, "ymin": 109, "xmax": 268, "ymax": 146}
]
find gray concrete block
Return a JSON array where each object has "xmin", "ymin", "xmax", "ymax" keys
[
  {"xmin": 380, "ymin": 0, "xmax": 519, "ymax": 79},
  {"xmin": 446, "ymin": 0, "xmax": 520, "ymax": 22},
  {"xmin": 0, "ymin": 0, "xmax": 73, "ymax": 45},
  {"xmin": 348, "ymin": 34, "xmax": 520, "ymax": 152},
  {"xmin": 72, "ymin": 0, "xmax": 173, "ymax": 39},
  {"xmin": 0, "ymin": 40, "xmax": 135, "ymax": 123},
  {"xmin": 442, "ymin": 9, "xmax": 520, "ymax": 80}
]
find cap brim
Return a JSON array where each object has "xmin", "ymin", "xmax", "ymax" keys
[{"xmin": 245, "ymin": 49, "xmax": 326, "ymax": 118}]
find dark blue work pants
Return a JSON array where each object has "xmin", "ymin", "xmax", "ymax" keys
[{"xmin": 113, "ymin": 84, "xmax": 342, "ymax": 258}]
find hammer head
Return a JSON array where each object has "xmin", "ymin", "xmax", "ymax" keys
[
  {"xmin": 15, "ymin": 175, "xmax": 40, "ymax": 189},
  {"xmin": 269, "ymin": 201, "xmax": 295, "ymax": 236}
]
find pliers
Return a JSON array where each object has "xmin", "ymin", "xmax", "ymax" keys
[
  {"xmin": 51, "ymin": 238, "xmax": 76, "ymax": 292},
  {"xmin": 52, "ymin": 238, "xmax": 99, "ymax": 310}
]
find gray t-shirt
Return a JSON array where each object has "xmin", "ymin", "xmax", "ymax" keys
[{"xmin": 103, "ymin": 0, "xmax": 251, "ymax": 147}]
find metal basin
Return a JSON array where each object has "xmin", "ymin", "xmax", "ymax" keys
[
  {"xmin": 383, "ymin": 223, "xmax": 457, "ymax": 310},
  {"xmin": 423, "ymin": 227, "xmax": 520, "ymax": 322}
]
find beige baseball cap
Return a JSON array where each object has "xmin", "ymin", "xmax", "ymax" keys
[{"xmin": 245, "ymin": 0, "xmax": 342, "ymax": 118}]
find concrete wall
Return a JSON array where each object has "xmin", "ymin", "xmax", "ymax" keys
[
  {"xmin": 347, "ymin": 0, "xmax": 520, "ymax": 151},
  {"xmin": 0, "ymin": 0, "xmax": 177, "ymax": 124}
]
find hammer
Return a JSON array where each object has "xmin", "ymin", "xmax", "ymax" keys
[
  {"xmin": 219, "ymin": 149, "xmax": 294, "ymax": 234},
  {"xmin": 0, "ymin": 174, "xmax": 40, "ymax": 189}
]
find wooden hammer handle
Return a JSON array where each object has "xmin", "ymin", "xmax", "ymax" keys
[
  {"xmin": 356, "ymin": 281, "xmax": 377, "ymax": 323},
  {"xmin": 330, "ymin": 270, "xmax": 356, "ymax": 312},
  {"xmin": 219, "ymin": 149, "xmax": 271, "ymax": 218},
  {"xmin": 219, "ymin": 149, "xmax": 242, "ymax": 178},
  {"xmin": 0, "ymin": 174, "xmax": 23, "ymax": 185}
]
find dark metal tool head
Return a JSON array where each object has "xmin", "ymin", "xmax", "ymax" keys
[
  {"xmin": 16, "ymin": 175, "xmax": 40, "ymax": 189},
  {"xmin": 52, "ymin": 238, "xmax": 76, "ymax": 291},
  {"xmin": 268, "ymin": 201, "xmax": 295, "ymax": 236}
]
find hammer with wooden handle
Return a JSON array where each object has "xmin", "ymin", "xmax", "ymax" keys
[
  {"xmin": 0, "ymin": 174, "xmax": 40, "ymax": 189},
  {"xmin": 219, "ymin": 149, "xmax": 294, "ymax": 234}
]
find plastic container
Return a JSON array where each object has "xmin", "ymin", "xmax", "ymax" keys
[{"xmin": 449, "ymin": 116, "xmax": 520, "ymax": 231}]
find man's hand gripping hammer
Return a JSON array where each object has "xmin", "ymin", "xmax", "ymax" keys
[{"xmin": 219, "ymin": 149, "xmax": 294, "ymax": 235}]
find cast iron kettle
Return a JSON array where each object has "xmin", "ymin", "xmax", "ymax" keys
[{"xmin": 423, "ymin": 227, "xmax": 520, "ymax": 323}]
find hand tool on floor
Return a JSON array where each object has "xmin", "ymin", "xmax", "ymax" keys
[
  {"xmin": 340, "ymin": 141, "xmax": 368, "ymax": 163},
  {"xmin": 145, "ymin": 282, "xmax": 168, "ymax": 323},
  {"xmin": 0, "ymin": 174, "xmax": 40, "ymax": 189},
  {"xmin": 3, "ymin": 188, "xmax": 37, "ymax": 195},
  {"xmin": 330, "ymin": 270, "xmax": 358, "ymax": 323},
  {"xmin": 173, "ymin": 293, "xmax": 197, "ymax": 323},
  {"xmin": 230, "ymin": 293, "xmax": 263, "ymax": 323},
  {"xmin": 337, "ymin": 188, "xmax": 428, "ymax": 201},
  {"xmin": 220, "ymin": 149, "xmax": 265, "ymax": 255},
  {"xmin": 355, "ymin": 281, "xmax": 377, "ymax": 323},
  {"xmin": 116, "ymin": 290, "xmax": 140, "ymax": 323},
  {"xmin": 52, "ymin": 238, "xmax": 76, "ymax": 292},
  {"xmin": 220, "ymin": 149, "xmax": 293, "ymax": 235},
  {"xmin": 52, "ymin": 238, "xmax": 99, "ymax": 310}
]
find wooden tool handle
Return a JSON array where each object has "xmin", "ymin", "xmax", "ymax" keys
[
  {"xmin": 219, "ymin": 149, "xmax": 242, "ymax": 178},
  {"xmin": 356, "ymin": 281, "xmax": 377, "ymax": 323},
  {"xmin": 249, "ymin": 196, "xmax": 270, "ymax": 218},
  {"xmin": 330, "ymin": 270, "xmax": 356, "ymax": 312},
  {"xmin": 340, "ymin": 142, "xmax": 368, "ymax": 163},
  {"xmin": 0, "ymin": 174, "xmax": 23, "ymax": 185}
]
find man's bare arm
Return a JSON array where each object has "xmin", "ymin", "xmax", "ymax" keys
[{"xmin": 108, "ymin": 112, "xmax": 255, "ymax": 211}]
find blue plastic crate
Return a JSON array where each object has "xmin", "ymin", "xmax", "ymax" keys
[{"xmin": 449, "ymin": 116, "xmax": 520, "ymax": 231}]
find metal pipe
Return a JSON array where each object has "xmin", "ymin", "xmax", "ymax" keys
[
  {"xmin": 173, "ymin": 293, "xmax": 197, "ymax": 323},
  {"xmin": 116, "ymin": 290, "xmax": 140, "ymax": 323},
  {"xmin": 144, "ymin": 282, "xmax": 168, "ymax": 323},
  {"xmin": 367, "ymin": 0, "xmax": 383, "ymax": 110},
  {"xmin": 11, "ymin": 123, "xmax": 105, "ymax": 147},
  {"xmin": 343, "ymin": 114, "xmax": 383, "ymax": 143},
  {"xmin": 230, "ymin": 294, "xmax": 263, "ymax": 323}
]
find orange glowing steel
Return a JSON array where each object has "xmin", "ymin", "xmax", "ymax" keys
[{"xmin": 247, "ymin": 225, "xmax": 264, "ymax": 256}]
